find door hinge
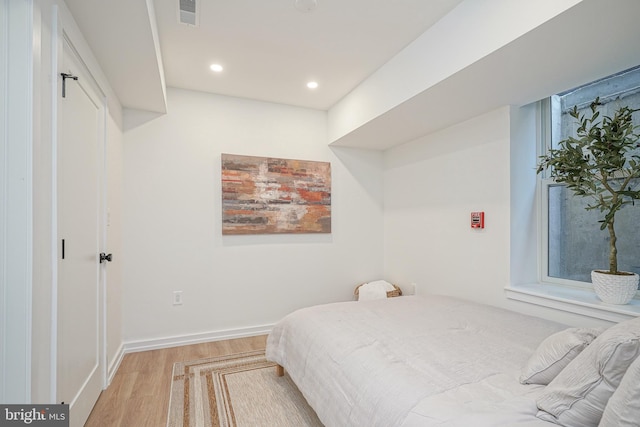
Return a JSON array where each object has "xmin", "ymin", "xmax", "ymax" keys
[{"xmin": 60, "ymin": 72, "xmax": 78, "ymax": 98}]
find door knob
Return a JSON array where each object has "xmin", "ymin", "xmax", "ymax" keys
[{"xmin": 100, "ymin": 253, "xmax": 113, "ymax": 263}]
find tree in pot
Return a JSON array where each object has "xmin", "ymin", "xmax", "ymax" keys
[{"xmin": 537, "ymin": 97, "xmax": 640, "ymax": 304}]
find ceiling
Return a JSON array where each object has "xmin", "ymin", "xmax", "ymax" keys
[
  {"xmin": 62, "ymin": 1, "xmax": 640, "ymax": 150},
  {"xmin": 64, "ymin": 0, "xmax": 464, "ymax": 112}
]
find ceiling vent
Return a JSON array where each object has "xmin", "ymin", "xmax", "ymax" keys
[{"xmin": 179, "ymin": 0, "xmax": 198, "ymax": 26}]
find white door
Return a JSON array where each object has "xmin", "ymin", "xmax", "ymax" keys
[{"xmin": 57, "ymin": 39, "xmax": 105, "ymax": 427}]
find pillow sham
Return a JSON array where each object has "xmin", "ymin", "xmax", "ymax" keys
[
  {"xmin": 598, "ymin": 352, "xmax": 640, "ymax": 427},
  {"xmin": 536, "ymin": 316, "xmax": 640, "ymax": 427},
  {"xmin": 520, "ymin": 327, "xmax": 602, "ymax": 385}
]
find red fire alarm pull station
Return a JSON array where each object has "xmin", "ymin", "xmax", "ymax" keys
[{"xmin": 471, "ymin": 211, "xmax": 485, "ymax": 229}]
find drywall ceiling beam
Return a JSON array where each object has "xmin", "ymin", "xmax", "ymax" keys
[
  {"xmin": 328, "ymin": 0, "xmax": 599, "ymax": 150},
  {"xmin": 65, "ymin": 0, "xmax": 167, "ymax": 113}
]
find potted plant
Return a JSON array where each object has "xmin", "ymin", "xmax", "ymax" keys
[{"xmin": 537, "ymin": 97, "xmax": 640, "ymax": 304}]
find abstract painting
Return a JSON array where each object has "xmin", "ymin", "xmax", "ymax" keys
[{"xmin": 221, "ymin": 153, "xmax": 331, "ymax": 235}]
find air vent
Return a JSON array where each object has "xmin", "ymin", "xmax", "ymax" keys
[{"xmin": 179, "ymin": 0, "xmax": 198, "ymax": 26}]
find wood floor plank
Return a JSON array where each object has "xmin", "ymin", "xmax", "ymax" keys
[{"xmin": 85, "ymin": 335, "xmax": 267, "ymax": 426}]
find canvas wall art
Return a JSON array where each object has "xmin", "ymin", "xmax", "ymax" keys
[{"xmin": 221, "ymin": 153, "xmax": 331, "ymax": 235}]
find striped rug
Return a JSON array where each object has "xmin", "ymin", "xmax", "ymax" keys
[{"xmin": 167, "ymin": 350, "xmax": 323, "ymax": 427}]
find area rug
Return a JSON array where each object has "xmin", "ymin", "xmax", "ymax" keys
[{"xmin": 167, "ymin": 350, "xmax": 323, "ymax": 427}]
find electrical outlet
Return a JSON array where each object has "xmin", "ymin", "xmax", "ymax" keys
[
  {"xmin": 410, "ymin": 283, "xmax": 417, "ymax": 295},
  {"xmin": 173, "ymin": 291, "xmax": 183, "ymax": 305}
]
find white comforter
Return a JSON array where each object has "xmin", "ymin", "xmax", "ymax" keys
[{"xmin": 266, "ymin": 295, "xmax": 566, "ymax": 427}]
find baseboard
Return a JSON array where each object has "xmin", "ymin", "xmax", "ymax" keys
[
  {"xmin": 122, "ymin": 324, "xmax": 275, "ymax": 354},
  {"xmin": 107, "ymin": 343, "xmax": 125, "ymax": 386}
]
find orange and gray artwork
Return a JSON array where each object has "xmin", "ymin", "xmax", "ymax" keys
[{"xmin": 221, "ymin": 153, "xmax": 331, "ymax": 235}]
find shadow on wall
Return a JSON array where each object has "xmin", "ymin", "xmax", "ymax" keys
[
  {"xmin": 330, "ymin": 146, "xmax": 383, "ymax": 205},
  {"xmin": 221, "ymin": 233, "xmax": 332, "ymax": 247},
  {"xmin": 123, "ymin": 108, "xmax": 165, "ymax": 131},
  {"xmin": 383, "ymin": 106, "xmax": 510, "ymax": 171}
]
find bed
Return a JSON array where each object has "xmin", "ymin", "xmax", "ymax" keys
[{"xmin": 266, "ymin": 294, "xmax": 640, "ymax": 427}]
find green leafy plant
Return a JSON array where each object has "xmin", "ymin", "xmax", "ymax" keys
[{"xmin": 537, "ymin": 97, "xmax": 640, "ymax": 275}]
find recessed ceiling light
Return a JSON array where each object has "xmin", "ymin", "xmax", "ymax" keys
[
  {"xmin": 295, "ymin": 0, "xmax": 318, "ymax": 13},
  {"xmin": 307, "ymin": 81, "xmax": 319, "ymax": 89},
  {"xmin": 210, "ymin": 64, "xmax": 223, "ymax": 72}
]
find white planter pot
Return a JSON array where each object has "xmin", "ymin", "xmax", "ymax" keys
[{"xmin": 591, "ymin": 270, "xmax": 639, "ymax": 304}]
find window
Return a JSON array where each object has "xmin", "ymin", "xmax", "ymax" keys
[{"xmin": 539, "ymin": 66, "xmax": 640, "ymax": 287}]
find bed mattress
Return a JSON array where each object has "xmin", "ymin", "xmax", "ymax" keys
[{"xmin": 266, "ymin": 294, "xmax": 566, "ymax": 427}]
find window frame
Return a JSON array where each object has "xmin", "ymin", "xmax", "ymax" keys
[
  {"xmin": 537, "ymin": 97, "xmax": 593, "ymax": 289},
  {"xmin": 537, "ymin": 97, "xmax": 640, "ymax": 296}
]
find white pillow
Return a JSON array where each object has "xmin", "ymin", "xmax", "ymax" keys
[
  {"xmin": 357, "ymin": 280, "xmax": 395, "ymax": 301},
  {"xmin": 536, "ymin": 316, "xmax": 640, "ymax": 427},
  {"xmin": 599, "ymin": 353, "xmax": 640, "ymax": 427},
  {"xmin": 520, "ymin": 328, "xmax": 602, "ymax": 385}
]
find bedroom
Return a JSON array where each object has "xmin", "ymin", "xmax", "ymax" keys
[{"xmin": 2, "ymin": 0, "xmax": 640, "ymax": 425}]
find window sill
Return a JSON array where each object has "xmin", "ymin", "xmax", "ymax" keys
[{"xmin": 505, "ymin": 283, "xmax": 640, "ymax": 323}]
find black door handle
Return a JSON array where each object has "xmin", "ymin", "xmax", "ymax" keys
[{"xmin": 100, "ymin": 253, "xmax": 113, "ymax": 263}]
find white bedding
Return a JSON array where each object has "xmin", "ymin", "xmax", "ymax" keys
[{"xmin": 266, "ymin": 294, "xmax": 567, "ymax": 427}]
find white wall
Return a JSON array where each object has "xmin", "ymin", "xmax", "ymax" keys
[
  {"xmin": 382, "ymin": 105, "xmax": 618, "ymax": 328},
  {"xmin": 383, "ymin": 107, "xmax": 512, "ymax": 306},
  {"xmin": 122, "ymin": 88, "xmax": 384, "ymax": 344},
  {"xmin": 509, "ymin": 103, "xmax": 539, "ymax": 286}
]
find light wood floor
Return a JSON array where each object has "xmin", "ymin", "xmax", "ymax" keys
[{"xmin": 85, "ymin": 335, "xmax": 268, "ymax": 427}]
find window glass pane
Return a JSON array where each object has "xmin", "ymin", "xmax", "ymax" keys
[
  {"xmin": 547, "ymin": 184, "xmax": 640, "ymax": 283},
  {"xmin": 551, "ymin": 66, "xmax": 640, "ymax": 149}
]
